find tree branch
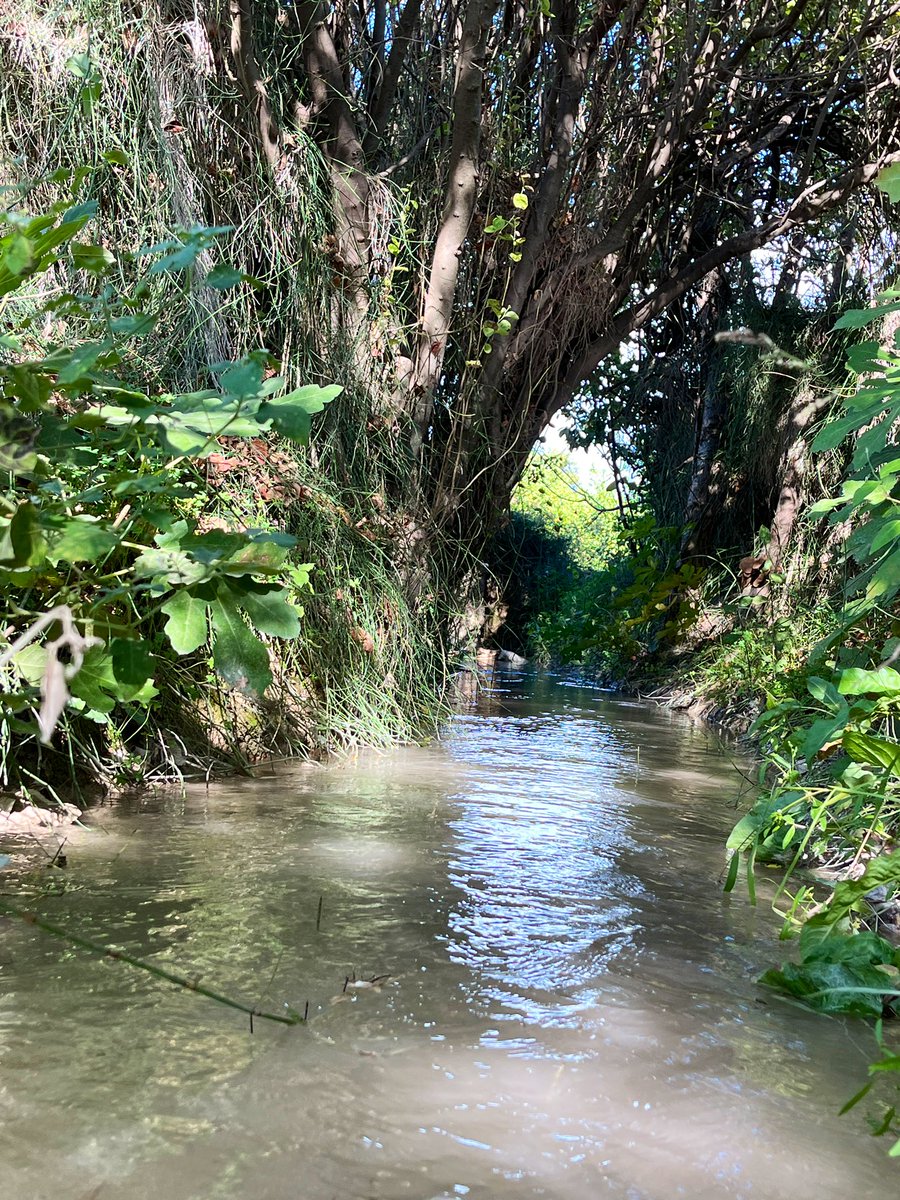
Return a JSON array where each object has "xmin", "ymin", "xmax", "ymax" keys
[
  {"xmin": 413, "ymin": 0, "xmax": 500, "ymax": 426},
  {"xmin": 293, "ymin": 2, "xmax": 371, "ymax": 289},
  {"xmin": 548, "ymin": 151, "xmax": 900, "ymax": 421},
  {"xmin": 364, "ymin": 0, "xmax": 424, "ymax": 160},
  {"xmin": 229, "ymin": 0, "xmax": 282, "ymax": 174}
]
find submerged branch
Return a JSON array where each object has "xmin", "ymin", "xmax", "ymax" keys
[{"xmin": 0, "ymin": 900, "xmax": 303, "ymax": 1027}]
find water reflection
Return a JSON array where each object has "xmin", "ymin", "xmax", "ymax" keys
[{"xmin": 0, "ymin": 672, "xmax": 894, "ymax": 1199}]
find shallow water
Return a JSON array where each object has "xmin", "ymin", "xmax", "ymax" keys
[{"xmin": 0, "ymin": 673, "xmax": 896, "ymax": 1199}]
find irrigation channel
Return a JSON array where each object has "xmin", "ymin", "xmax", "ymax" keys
[{"xmin": 1, "ymin": 672, "xmax": 897, "ymax": 1199}]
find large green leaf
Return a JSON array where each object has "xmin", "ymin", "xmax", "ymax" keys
[
  {"xmin": 834, "ymin": 300, "xmax": 900, "ymax": 330},
  {"xmin": 225, "ymin": 580, "xmax": 302, "ymax": 638},
  {"xmin": 2, "ymin": 230, "xmax": 34, "ymax": 276},
  {"xmin": 258, "ymin": 384, "xmax": 342, "ymax": 444},
  {"xmin": 842, "ymin": 731, "xmax": 900, "ymax": 777},
  {"xmin": 3, "ymin": 502, "xmax": 47, "ymax": 566},
  {"xmin": 71, "ymin": 243, "xmax": 115, "ymax": 273},
  {"xmin": 47, "ymin": 517, "xmax": 118, "ymax": 564},
  {"xmin": 800, "ymin": 924, "xmax": 899, "ymax": 968},
  {"xmin": 760, "ymin": 961, "xmax": 895, "ymax": 1018},
  {"xmin": 811, "ymin": 402, "xmax": 890, "ymax": 452},
  {"xmin": 133, "ymin": 547, "xmax": 210, "ymax": 587},
  {"xmin": 217, "ymin": 356, "xmax": 266, "ymax": 398},
  {"xmin": 111, "ymin": 638, "xmax": 155, "ymax": 688},
  {"xmin": 160, "ymin": 589, "xmax": 210, "ymax": 654},
  {"xmin": 829, "ymin": 850, "xmax": 900, "ymax": 920},
  {"xmin": 56, "ymin": 341, "xmax": 109, "ymax": 384},
  {"xmin": 68, "ymin": 646, "xmax": 119, "ymax": 714},
  {"xmin": 803, "ymin": 713, "xmax": 848, "ymax": 761},
  {"xmin": 876, "ymin": 162, "xmax": 900, "ymax": 203},
  {"xmin": 837, "ymin": 666, "xmax": 900, "ymax": 697},
  {"xmin": 210, "ymin": 592, "xmax": 272, "ymax": 695}
]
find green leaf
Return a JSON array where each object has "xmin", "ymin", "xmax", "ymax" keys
[
  {"xmin": 71, "ymin": 243, "xmax": 115, "ymax": 273},
  {"xmin": 68, "ymin": 646, "xmax": 118, "ymax": 714},
  {"xmin": 806, "ymin": 675, "xmax": 844, "ymax": 708},
  {"xmin": 217, "ymin": 356, "xmax": 266, "ymax": 398},
  {"xmin": 2, "ymin": 230, "xmax": 35, "ymax": 276},
  {"xmin": 846, "ymin": 341, "xmax": 887, "ymax": 373},
  {"xmin": 800, "ymin": 925, "xmax": 897, "ymax": 967},
  {"xmin": 219, "ymin": 539, "xmax": 288, "ymax": 576},
  {"xmin": 109, "ymin": 312, "xmax": 158, "ymax": 338},
  {"xmin": 834, "ymin": 300, "xmax": 900, "ymax": 330},
  {"xmin": 225, "ymin": 580, "xmax": 302, "ymax": 638},
  {"xmin": 868, "ymin": 518, "xmax": 900, "ymax": 556},
  {"xmin": 803, "ymin": 714, "xmax": 847, "ymax": 760},
  {"xmin": 837, "ymin": 666, "xmax": 900, "ymax": 697},
  {"xmin": 204, "ymin": 264, "xmax": 244, "ymax": 289},
  {"xmin": 160, "ymin": 589, "xmax": 210, "ymax": 654},
  {"xmin": 727, "ymin": 792, "xmax": 799, "ymax": 852},
  {"xmin": 65, "ymin": 52, "xmax": 94, "ymax": 79},
  {"xmin": 47, "ymin": 517, "xmax": 118, "ymax": 563},
  {"xmin": 723, "ymin": 851, "xmax": 740, "ymax": 893},
  {"xmin": 842, "ymin": 731, "xmax": 900, "ymax": 777},
  {"xmin": 56, "ymin": 341, "xmax": 108, "ymax": 384},
  {"xmin": 760, "ymin": 961, "xmax": 893, "ymax": 1018},
  {"xmin": 258, "ymin": 383, "xmax": 342, "ymax": 444},
  {"xmin": 111, "ymin": 638, "xmax": 154, "ymax": 687},
  {"xmin": 811, "ymin": 403, "xmax": 887, "ymax": 452},
  {"xmin": 839, "ymin": 1081, "xmax": 874, "ymax": 1116},
  {"xmin": 3, "ymin": 501, "xmax": 46, "ymax": 566},
  {"xmin": 210, "ymin": 592, "xmax": 272, "ymax": 695},
  {"xmin": 828, "ymin": 851, "xmax": 900, "ymax": 923},
  {"xmin": 512, "ymin": 192, "xmax": 529, "ymax": 210},
  {"xmin": 133, "ymin": 547, "xmax": 210, "ymax": 587},
  {"xmin": 876, "ymin": 162, "xmax": 900, "ymax": 203}
]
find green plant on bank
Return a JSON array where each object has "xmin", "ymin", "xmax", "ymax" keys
[
  {"xmin": 552, "ymin": 513, "xmax": 712, "ymax": 674},
  {"xmin": 724, "ymin": 191, "xmax": 900, "ymax": 1150},
  {"xmin": 495, "ymin": 454, "xmax": 624, "ymax": 664},
  {"xmin": 0, "ymin": 175, "xmax": 339, "ymax": 794}
]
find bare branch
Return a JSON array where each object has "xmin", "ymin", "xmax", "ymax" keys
[
  {"xmin": 413, "ymin": 0, "xmax": 500, "ymax": 422},
  {"xmin": 548, "ymin": 151, "xmax": 900, "ymax": 420},
  {"xmin": 228, "ymin": 0, "xmax": 282, "ymax": 174}
]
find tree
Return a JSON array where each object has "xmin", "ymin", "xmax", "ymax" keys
[{"xmin": 4, "ymin": 0, "xmax": 900, "ymax": 590}]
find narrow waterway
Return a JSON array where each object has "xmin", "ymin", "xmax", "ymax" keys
[{"xmin": 0, "ymin": 673, "xmax": 895, "ymax": 1199}]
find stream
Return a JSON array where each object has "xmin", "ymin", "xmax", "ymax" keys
[{"xmin": 0, "ymin": 672, "xmax": 896, "ymax": 1199}]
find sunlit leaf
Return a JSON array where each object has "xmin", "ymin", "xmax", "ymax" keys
[
  {"xmin": 160, "ymin": 588, "xmax": 210, "ymax": 654},
  {"xmin": 258, "ymin": 384, "xmax": 342, "ymax": 444},
  {"xmin": 210, "ymin": 592, "xmax": 272, "ymax": 695}
]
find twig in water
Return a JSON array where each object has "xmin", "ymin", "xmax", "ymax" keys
[
  {"xmin": 0, "ymin": 900, "xmax": 303, "ymax": 1027},
  {"xmin": 316, "ymin": 895, "xmax": 323, "ymax": 932}
]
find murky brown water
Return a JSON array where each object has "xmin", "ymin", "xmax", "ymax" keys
[{"xmin": 1, "ymin": 673, "xmax": 896, "ymax": 1199}]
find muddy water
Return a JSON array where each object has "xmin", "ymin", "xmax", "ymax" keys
[{"xmin": 0, "ymin": 674, "xmax": 896, "ymax": 1199}]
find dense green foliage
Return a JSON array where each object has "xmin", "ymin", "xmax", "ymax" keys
[
  {"xmin": 0, "ymin": 182, "xmax": 328, "ymax": 787},
  {"xmin": 490, "ymin": 454, "xmax": 623, "ymax": 662},
  {"xmin": 497, "ymin": 189, "xmax": 900, "ymax": 1152},
  {"xmin": 0, "ymin": 180, "xmax": 446, "ymax": 799}
]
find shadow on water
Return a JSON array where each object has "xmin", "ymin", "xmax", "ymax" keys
[{"xmin": 0, "ymin": 671, "xmax": 894, "ymax": 1199}]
